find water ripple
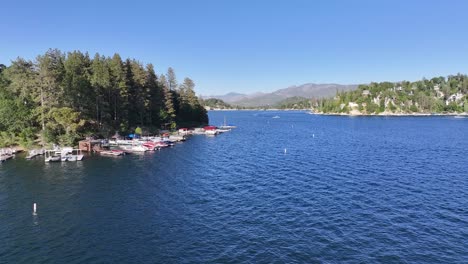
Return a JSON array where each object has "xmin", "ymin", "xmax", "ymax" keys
[{"xmin": 0, "ymin": 112, "xmax": 467, "ymax": 263}]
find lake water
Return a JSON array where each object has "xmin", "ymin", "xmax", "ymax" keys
[{"xmin": 1, "ymin": 111, "xmax": 467, "ymax": 263}]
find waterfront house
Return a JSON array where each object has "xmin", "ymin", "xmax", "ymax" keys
[{"xmin": 446, "ymin": 92, "xmax": 464, "ymax": 105}]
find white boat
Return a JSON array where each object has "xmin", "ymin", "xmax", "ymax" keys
[
  {"xmin": 120, "ymin": 145, "xmax": 148, "ymax": 152},
  {"xmin": 71, "ymin": 149, "xmax": 84, "ymax": 161},
  {"xmin": 45, "ymin": 155, "xmax": 61, "ymax": 162},
  {"xmin": 63, "ymin": 154, "xmax": 83, "ymax": 161},
  {"xmin": 192, "ymin": 128, "xmax": 206, "ymax": 135},
  {"xmin": 219, "ymin": 116, "xmax": 236, "ymax": 129},
  {"xmin": 44, "ymin": 150, "xmax": 61, "ymax": 162},
  {"xmin": 169, "ymin": 135, "xmax": 186, "ymax": 142},
  {"xmin": 100, "ymin": 150, "xmax": 125, "ymax": 156},
  {"xmin": 272, "ymin": 115, "xmax": 280, "ymax": 119},
  {"xmin": 454, "ymin": 115, "xmax": 466, "ymax": 119},
  {"xmin": 204, "ymin": 126, "xmax": 218, "ymax": 135},
  {"xmin": 205, "ymin": 130, "xmax": 218, "ymax": 135}
]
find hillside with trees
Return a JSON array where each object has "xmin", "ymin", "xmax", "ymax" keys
[
  {"xmin": 0, "ymin": 49, "xmax": 208, "ymax": 148},
  {"xmin": 274, "ymin": 97, "xmax": 313, "ymax": 109},
  {"xmin": 314, "ymin": 74, "xmax": 468, "ymax": 115},
  {"xmin": 201, "ymin": 98, "xmax": 233, "ymax": 109}
]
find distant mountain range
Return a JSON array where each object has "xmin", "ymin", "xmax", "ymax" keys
[{"xmin": 203, "ymin": 83, "xmax": 358, "ymax": 107}]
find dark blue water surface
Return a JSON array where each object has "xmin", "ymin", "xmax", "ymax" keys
[{"xmin": 1, "ymin": 111, "xmax": 467, "ymax": 263}]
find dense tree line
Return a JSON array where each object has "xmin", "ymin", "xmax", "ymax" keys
[
  {"xmin": 201, "ymin": 97, "xmax": 314, "ymax": 110},
  {"xmin": 315, "ymin": 74, "xmax": 468, "ymax": 114},
  {"xmin": 0, "ymin": 49, "xmax": 208, "ymax": 147}
]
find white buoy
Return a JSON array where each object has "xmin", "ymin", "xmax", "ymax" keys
[
  {"xmin": 313, "ymin": 134, "xmax": 315, "ymax": 138},
  {"xmin": 33, "ymin": 203, "xmax": 37, "ymax": 215},
  {"xmin": 284, "ymin": 148, "xmax": 287, "ymax": 154}
]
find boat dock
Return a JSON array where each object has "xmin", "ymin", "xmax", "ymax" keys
[{"xmin": 4, "ymin": 125, "xmax": 236, "ymax": 163}]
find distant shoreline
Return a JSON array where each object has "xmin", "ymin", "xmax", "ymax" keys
[
  {"xmin": 208, "ymin": 108, "xmax": 468, "ymax": 116},
  {"xmin": 208, "ymin": 109, "xmax": 468, "ymax": 117},
  {"xmin": 314, "ymin": 112, "xmax": 468, "ymax": 117},
  {"xmin": 207, "ymin": 108, "xmax": 311, "ymax": 111}
]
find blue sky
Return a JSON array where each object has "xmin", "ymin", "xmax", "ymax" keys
[{"xmin": 2, "ymin": 0, "xmax": 468, "ymax": 95}]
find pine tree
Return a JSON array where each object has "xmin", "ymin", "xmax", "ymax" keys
[
  {"xmin": 36, "ymin": 49, "xmax": 66, "ymax": 133},
  {"xmin": 145, "ymin": 64, "xmax": 163, "ymax": 127},
  {"xmin": 159, "ymin": 74, "xmax": 176, "ymax": 129},
  {"xmin": 109, "ymin": 53, "xmax": 127, "ymax": 128},
  {"xmin": 166, "ymin": 67, "xmax": 177, "ymax": 91},
  {"xmin": 90, "ymin": 53, "xmax": 112, "ymax": 128}
]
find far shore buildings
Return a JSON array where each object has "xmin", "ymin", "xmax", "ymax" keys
[{"xmin": 362, "ymin": 90, "xmax": 371, "ymax": 96}]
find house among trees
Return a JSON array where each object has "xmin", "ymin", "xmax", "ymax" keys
[{"xmin": 362, "ymin": 90, "xmax": 371, "ymax": 96}]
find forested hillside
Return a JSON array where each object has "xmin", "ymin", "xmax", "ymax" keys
[
  {"xmin": 0, "ymin": 49, "xmax": 208, "ymax": 147},
  {"xmin": 315, "ymin": 74, "xmax": 468, "ymax": 114},
  {"xmin": 200, "ymin": 98, "xmax": 233, "ymax": 109}
]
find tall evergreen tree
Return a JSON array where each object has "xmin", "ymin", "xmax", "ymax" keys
[
  {"xmin": 166, "ymin": 67, "xmax": 177, "ymax": 91},
  {"xmin": 159, "ymin": 74, "xmax": 176, "ymax": 129},
  {"xmin": 109, "ymin": 53, "xmax": 128, "ymax": 129},
  {"xmin": 90, "ymin": 53, "xmax": 112, "ymax": 128},
  {"xmin": 145, "ymin": 64, "xmax": 162, "ymax": 127},
  {"xmin": 35, "ymin": 49, "xmax": 67, "ymax": 143}
]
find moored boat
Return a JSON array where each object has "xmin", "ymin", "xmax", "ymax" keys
[
  {"xmin": 120, "ymin": 145, "xmax": 148, "ymax": 152},
  {"xmin": 204, "ymin": 126, "xmax": 219, "ymax": 135},
  {"xmin": 44, "ymin": 150, "xmax": 61, "ymax": 162},
  {"xmin": 45, "ymin": 155, "xmax": 61, "ymax": 162},
  {"xmin": 219, "ymin": 116, "xmax": 236, "ymax": 129},
  {"xmin": 100, "ymin": 149, "xmax": 126, "ymax": 156}
]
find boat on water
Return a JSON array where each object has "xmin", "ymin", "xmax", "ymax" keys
[
  {"xmin": 60, "ymin": 149, "xmax": 84, "ymax": 162},
  {"xmin": 216, "ymin": 128, "xmax": 231, "ymax": 133},
  {"xmin": 120, "ymin": 145, "xmax": 148, "ymax": 152},
  {"xmin": 454, "ymin": 115, "xmax": 466, "ymax": 119},
  {"xmin": 204, "ymin": 126, "xmax": 219, "ymax": 135},
  {"xmin": 272, "ymin": 115, "xmax": 280, "ymax": 119},
  {"xmin": 142, "ymin": 141, "xmax": 165, "ymax": 151},
  {"xmin": 45, "ymin": 155, "xmax": 61, "ymax": 162},
  {"xmin": 192, "ymin": 128, "xmax": 206, "ymax": 135},
  {"xmin": 169, "ymin": 135, "xmax": 186, "ymax": 142},
  {"xmin": 100, "ymin": 149, "xmax": 126, "ymax": 156},
  {"xmin": 44, "ymin": 150, "xmax": 61, "ymax": 162},
  {"xmin": 219, "ymin": 116, "xmax": 237, "ymax": 129}
]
